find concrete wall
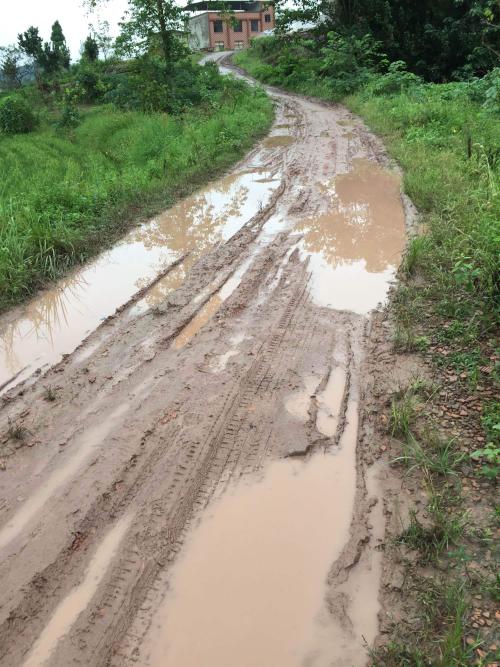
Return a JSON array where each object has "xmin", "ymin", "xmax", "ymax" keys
[{"xmin": 188, "ymin": 13, "xmax": 210, "ymax": 50}]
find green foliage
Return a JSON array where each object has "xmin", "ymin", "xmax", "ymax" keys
[
  {"xmin": 75, "ymin": 63, "xmax": 104, "ymax": 102},
  {"xmin": 114, "ymin": 0, "xmax": 187, "ymax": 67},
  {"xmin": 18, "ymin": 26, "xmax": 43, "ymax": 67},
  {"xmin": 319, "ymin": 31, "xmax": 385, "ymax": 96},
  {"xmin": 0, "ymin": 95, "xmax": 38, "ymax": 134},
  {"xmin": 326, "ymin": 0, "xmax": 500, "ymax": 81},
  {"xmin": 18, "ymin": 21, "xmax": 70, "ymax": 75},
  {"xmin": 0, "ymin": 46, "xmax": 23, "ymax": 89},
  {"xmin": 366, "ymin": 61, "xmax": 423, "ymax": 96},
  {"xmin": 0, "ymin": 77, "xmax": 273, "ymax": 308},
  {"xmin": 82, "ymin": 35, "xmax": 99, "ymax": 63},
  {"xmin": 45, "ymin": 20, "xmax": 71, "ymax": 71},
  {"xmin": 102, "ymin": 57, "xmax": 232, "ymax": 114},
  {"xmin": 471, "ymin": 401, "xmax": 500, "ymax": 479},
  {"xmin": 58, "ymin": 87, "xmax": 81, "ymax": 129}
]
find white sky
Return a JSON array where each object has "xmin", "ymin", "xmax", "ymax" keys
[{"xmin": 0, "ymin": 0, "xmax": 130, "ymax": 60}]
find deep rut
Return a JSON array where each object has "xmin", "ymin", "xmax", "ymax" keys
[{"xmin": 0, "ymin": 55, "xmax": 409, "ymax": 666}]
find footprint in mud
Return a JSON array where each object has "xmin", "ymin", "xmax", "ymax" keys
[
  {"xmin": 284, "ymin": 375, "xmax": 320, "ymax": 422},
  {"xmin": 210, "ymin": 333, "xmax": 248, "ymax": 372}
]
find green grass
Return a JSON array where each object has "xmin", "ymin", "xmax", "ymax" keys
[
  {"xmin": 0, "ymin": 84, "xmax": 273, "ymax": 310},
  {"xmin": 371, "ymin": 581, "xmax": 476, "ymax": 667}
]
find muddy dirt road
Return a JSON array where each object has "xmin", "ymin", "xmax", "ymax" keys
[{"xmin": 0, "ymin": 55, "xmax": 411, "ymax": 666}]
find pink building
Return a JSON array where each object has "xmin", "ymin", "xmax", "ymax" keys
[{"xmin": 186, "ymin": 1, "xmax": 275, "ymax": 51}]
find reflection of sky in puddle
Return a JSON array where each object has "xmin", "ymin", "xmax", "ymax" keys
[
  {"xmin": 297, "ymin": 158, "xmax": 405, "ymax": 315},
  {"xmin": 301, "ymin": 245, "xmax": 397, "ymax": 314},
  {"xmin": 0, "ymin": 168, "xmax": 280, "ymax": 390}
]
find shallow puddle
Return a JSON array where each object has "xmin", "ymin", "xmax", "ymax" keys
[
  {"xmin": 23, "ymin": 514, "xmax": 132, "ymax": 667},
  {"xmin": 263, "ymin": 135, "xmax": 295, "ymax": 148},
  {"xmin": 140, "ymin": 399, "xmax": 362, "ymax": 667},
  {"xmin": 0, "ymin": 169, "xmax": 280, "ymax": 392},
  {"xmin": 284, "ymin": 375, "xmax": 319, "ymax": 423},
  {"xmin": 298, "ymin": 158, "xmax": 405, "ymax": 314},
  {"xmin": 316, "ymin": 365, "xmax": 346, "ymax": 437}
]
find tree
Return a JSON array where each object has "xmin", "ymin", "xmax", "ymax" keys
[
  {"xmin": 0, "ymin": 46, "xmax": 23, "ymax": 89},
  {"xmin": 91, "ymin": 20, "xmax": 113, "ymax": 59},
  {"xmin": 18, "ymin": 22, "xmax": 71, "ymax": 76},
  {"xmin": 117, "ymin": 0, "xmax": 187, "ymax": 66},
  {"xmin": 86, "ymin": 0, "xmax": 186, "ymax": 68},
  {"xmin": 18, "ymin": 26, "xmax": 44, "ymax": 77},
  {"xmin": 82, "ymin": 35, "xmax": 99, "ymax": 61},
  {"xmin": 48, "ymin": 21, "xmax": 71, "ymax": 70}
]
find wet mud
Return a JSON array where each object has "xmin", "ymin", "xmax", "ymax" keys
[
  {"xmin": 0, "ymin": 168, "xmax": 280, "ymax": 393},
  {"xmin": 0, "ymin": 53, "xmax": 411, "ymax": 667}
]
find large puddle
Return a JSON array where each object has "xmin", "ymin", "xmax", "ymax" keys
[
  {"xmin": 298, "ymin": 158, "xmax": 406, "ymax": 314},
  {"xmin": 139, "ymin": 391, "xmax": 372, "ymax": 666},
  {"xmin": 0, "ymin": 169, "xmax": 280, "ymax": 392}
]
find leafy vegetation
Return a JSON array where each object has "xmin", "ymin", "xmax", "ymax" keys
[
  {"xmin": 0, "ymin": 95, "xmax": 38, "ymax": 134},
  {"xmin": 0, "ymin": 2, "xmax": 275, "ymax": 311},
  {"xmin": 0, "ymin": 72, "xmax": 272, "ymax": 310},
  {"xmin": 273, "ymin": 0, "xmax": 500, "ymax": 81}
]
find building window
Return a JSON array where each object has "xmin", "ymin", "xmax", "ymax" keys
[
  {"xmin": 215, "ymin": 41, "xmax": 225, "ymax": 51},
  {"xmin": 250, "ymin": 19, "xmax": 259, "ymax": 31},
  {"xmin": 213, "ymin": 20, "xmax": 223, "ymax": 33},
  {"xmin": 264, "ymin": 14, "xmax": 271, "ymax": 23},
  {"xmin": 235, "ymin": 40, "xmax": 244, "ymax": 50},
  {"xmin": 233, "ymin": 19, "xmax": 243, "ymax": 32}
]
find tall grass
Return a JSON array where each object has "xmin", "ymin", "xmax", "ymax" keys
[{"xmin": 0, "ymin": 86, "xmax": 273, "ymax": 310}]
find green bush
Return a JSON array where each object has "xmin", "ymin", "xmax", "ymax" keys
[
  {"xmin": 367, "ymin": 61, "xmax": 424, "ymax": 96},
  {"xmin": 0, "ymin": 96, "xmax": 38, "ymax": 135},
  {"xmin": 101, "ymin": 57, "xmax": 231, "ymax": 114}
]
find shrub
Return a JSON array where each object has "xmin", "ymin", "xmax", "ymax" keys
[
  {"xmin": 58, "ymin": 87, "xmax": 81, "ymax": 128},
  {"xmin": 102, "ymin": 57, "xmax": 229, "ymax": 114},
  {"xmin": 368, "ymin": 61, "xmax": 424, "ymax": 96},
  {"xmin": 0, "ymin": 95, "xmax": 38, "ymax": 134}
]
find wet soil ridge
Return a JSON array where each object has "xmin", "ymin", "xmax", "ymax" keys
[{"xmin": 0, "ymin": 54, "xmax": 408, "ymax": 666}]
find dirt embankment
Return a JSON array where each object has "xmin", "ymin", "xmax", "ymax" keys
[{"xmin": 0, "ymin": 56, "xmax": 418, "ymax": 666}]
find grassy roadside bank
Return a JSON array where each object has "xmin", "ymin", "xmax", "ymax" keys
[
  {"xmin": 235, "ymin": 43, "xmax": 499, "ymax": 664},
  {"xmin": 0, "ymin": 79, "xmax": 273, "ymax": 312}
]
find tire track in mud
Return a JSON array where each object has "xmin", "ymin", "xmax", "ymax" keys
[
  {"xmin": 0, "ymin": 251, "xmax": 324, "ymax": 666},
  {"xmin": 0, "ymin": 56, "xmax": 409, "ymax": 667}
]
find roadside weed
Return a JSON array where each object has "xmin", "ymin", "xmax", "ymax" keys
[
  {"xmin": 7, "ymin": 418, "xmax": 28, "ymax": 441},
  {"xmin": 389, "ymin": 392, "xmax": 417, "ymax": 439},
  {"xmin": 43, "ymin": 385, "xmax": 57, "ymax": 402}
]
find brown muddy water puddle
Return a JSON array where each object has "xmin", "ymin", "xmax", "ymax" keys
[
  {"xmin": 140, "ymin": 394, "xmax": 368, "ymax": 667},
  {"xmin": 23, "ymin": 513, "xmax": 132, "ymax": 667},
  {"xmin": 298, "ymin": 158, "xmax": 406, "ymax": 314},
  {"xmin": 0, "ymin": 168, "xmax": 280, "ymax": 393},
  {"xmin": 263, "ymin": 135, "xmax": 295, "ymax": 148}
]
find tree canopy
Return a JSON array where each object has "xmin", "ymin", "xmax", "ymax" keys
[
  {"xmin": 18, "ymin": 21, "xmax": 70, "ymax": 76},
  {"xmin": 276, "ymin": 0, "xmax": 500, "ymax": 80}
]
